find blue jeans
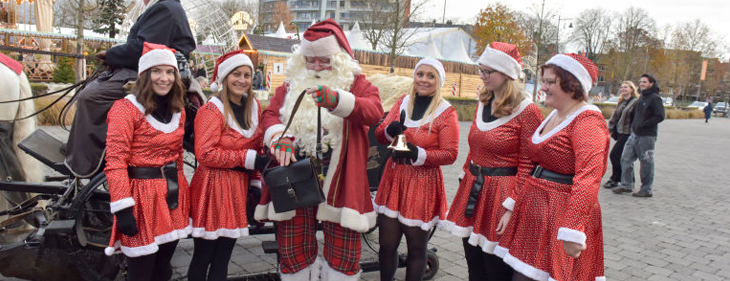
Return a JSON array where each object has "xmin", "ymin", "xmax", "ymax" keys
[{"xmin": 620, "ymin": 134, "xmax": 657, "ymax": 193}]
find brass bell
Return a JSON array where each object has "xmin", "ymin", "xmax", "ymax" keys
[{"xmin": 388, "ymin": 134, "xmax": 411, "ymax": 152}]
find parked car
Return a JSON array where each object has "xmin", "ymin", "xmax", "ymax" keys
[
  {"xmin": 713, "ymin": 102, "xmax": 728, "ymax": 117},
  {"xmin": 686, "ymin": 101, "xmax": 708, "ymax": 110},
  {"xmin": 661, "ymin": 97, "xmax": 673, "ymax": 106}
]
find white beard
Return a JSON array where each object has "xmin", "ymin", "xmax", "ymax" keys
[{"xmin": 279, "ymin": 69, "xmax": 354, "ymax": 156}]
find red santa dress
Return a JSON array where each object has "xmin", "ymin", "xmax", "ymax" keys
[
  {"xmin": 373, "ymin": 95, "xmax": 459, "ymax": 231},
  {"xmin": 255, "ymin": 75, "xmax": 384, "ymax": 233},
  {"xmin": 104, "ymin": 94, "xmax": 191, "ymax": 257},
  {"xmin": 440, "ymin": 99, "xmax": 542, "ymax": 253},
  {"xmin": 189, "ymin": 96, "xmax": 263, "ymax": 240},
  {"xmin": 494, "ymin": 105, "xmax": 608, "ymax": 281}
]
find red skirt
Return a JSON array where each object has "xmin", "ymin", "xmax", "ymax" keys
[
  {"xmin": 190, "ymin": 167, "xmax": 253, "ymax": 240},
  {"xmin": 373, "ymin": 160, "xmax": 447, "ymax": 231},
  {"xmin": 441, "ymin": 171, "xmax": 515, "ymax": 254},
  {"xmin": 494, "ymin": 177, "xmax": 605, "ymax": 281}
]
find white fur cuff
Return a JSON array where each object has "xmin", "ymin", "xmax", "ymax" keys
[
  {"xmin": 280, "ymin": 256, "xmax": 323, "ymax": 281},
  {"xmin": 330, "ymin": 90, "xmax": 355, "ymax": 118},
  {"xmin": 411, "ymin": 146, "xmax": 427, "ymax": 166},
  {"xmin": 321, "ymin": 258, "xmax": 362, "ymax": 281},
  {"xmin": 244, "ymin": 149, "xmax": 257, "ymax": 170},
  {"xmin": 502, "ymin": 197, "xmax": 516, "ymax": 211},
  {"xmin": 264, "ymin": 124, "xmax": 286, "ymax": 147},
  {"xmin": 557, "ymin": 227, "xmax": 587, "ymax": 247},
  {"xmin": 254, "ymin": 203, "xmax": 296, "ymax": 222},
  {"xmin": 109, "ymin": 197, "xmax": 135, "ymax": 214}
]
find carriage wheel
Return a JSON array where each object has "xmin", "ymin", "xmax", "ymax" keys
[
  {"xmin": 423, "ymin": 249, "xmax": 439, "ymax": 280},
  {"xmin": 66, "ymin": 173, "xmax": 125, "ymax": 281}
]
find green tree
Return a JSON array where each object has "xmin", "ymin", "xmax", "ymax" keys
[
  {"xmin": 92, "ymin": 0, "xmax": 126, "ymax": 38},
  {"xmin": 53, "ymin": 57, "xmax": 77, "ymax": 84}
]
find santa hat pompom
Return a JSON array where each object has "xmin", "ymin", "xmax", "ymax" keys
[
  {"xmin": 210, "ymin": 50, "xmax": 254, "ymax": 92},
  {"xmin": 138, "ymin": 42, "xmax": 177, "ymax": 75}
]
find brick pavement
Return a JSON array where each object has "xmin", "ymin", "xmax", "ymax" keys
[{"xmin": 3, "ymin": 118, "xmax": 730, "ymax": 281}]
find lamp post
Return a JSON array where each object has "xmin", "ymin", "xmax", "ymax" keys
[{"xmin": 556, "ymin": 15, "xmax": 573, "ymax": 54}]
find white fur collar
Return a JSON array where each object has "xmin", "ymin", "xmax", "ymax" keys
[
  {"xmin": 124, "ymin": 94, "xmax": 181, "ymax": 134},
  {"xmin": 531, "ymin": 104, "xmax": 600, "ymax": 144},
  {"xmin": 398, "ymin": 95, "xmax": 452, "ymax": 127},
  {"xmin": 209, "ymin": 96, "xmax": 258, "ymax": 138},
  {"xmin": 476, "ymin": 98, "xmax": 532, "ymax": 131}
]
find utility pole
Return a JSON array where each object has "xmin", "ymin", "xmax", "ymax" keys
[
  {"xmin": 442, "ymin": 0, "xmax": 446, "ymax": 24},
  {"xmin": 75, "ymin": 0, "xmax": 85, "ymax": 82},
  {"xmin": 532, "ymin": 0, "xmax": 546, "ymax": 103}
]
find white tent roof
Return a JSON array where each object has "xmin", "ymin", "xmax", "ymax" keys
[
  {"xmin": 273, "ymin": 21, "xmax": 288, "ymax": 38},
  {"xmin": 347, "ymin": 22, "xmax": 370, "ymax": 51},
  {"xmin": 443, "ymin": 32, "xmax": 474, "ymax": 64},
  {"xmin": 404, "ymin": 27, "xmax": 477, "ymax": 64},
  {"xmin": 407, "ymin": 33, "xmax": 443, "ymax": 59}
]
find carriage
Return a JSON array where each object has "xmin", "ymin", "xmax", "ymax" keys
[{"xmin": 0, "ymin": 57, "xmax": 440, "ymax": 280}]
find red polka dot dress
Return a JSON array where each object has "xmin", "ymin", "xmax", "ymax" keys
[
  {"xmin": 494, "ymin": 105, "xmax": 609, "ymax": 281},
  {"xmin": 104, "ymin": 95, "xmax": 191, "ymax": 257},
  {"xmin": 189, "ymin": 97, "xmax": 264, "ymax": 240},
  {"xmin": 373, "ymin": 95, "xmax": 459, "ymax": 230},
  {"xmin": 441, "ymin": 99, "xmax": 542, "ymax": 254}
]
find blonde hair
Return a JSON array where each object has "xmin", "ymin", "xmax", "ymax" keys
[
  {"xmin": 216, "ymin": 68, "xmax": 255, "ymax": 129},
  {"xmin": 407, "ymin": 71, "xmax": 445, "ymax": 127},
  {"xmin": 478, "ymin": 78, "xmax": 524, "ymax": 117},
  {"xmin": 618, "ymin": 81, "xmax": 640, "ymax": 103}
]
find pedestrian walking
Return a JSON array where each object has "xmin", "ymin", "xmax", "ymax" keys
[
  {"xmin": 604, "ymin": 81, "xmax": 640, "ymax": 189},
  {"xmin": 703, "ymin": 99, "xmax": 713, "ymax": 123},
  {"xmin": 495, "ymin": 53, "xmax": 609, "ymax": 281},
  {"xmin": 439, "ymin": 42, "xmax": 542, "ymax": 281}
]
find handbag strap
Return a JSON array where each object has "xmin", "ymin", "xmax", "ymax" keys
[{"xmin": 266, "ymin": 90, "xmax": 322, "ymax": 169}]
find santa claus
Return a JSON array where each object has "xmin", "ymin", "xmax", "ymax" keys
[{"xmin": 255, "ymin": 19, "xmax": 383, "ymax": 281}]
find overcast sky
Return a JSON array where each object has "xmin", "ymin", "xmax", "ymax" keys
[{"xmin": 419, "ymin": 0, "xmax": 730, "ymax": 59}]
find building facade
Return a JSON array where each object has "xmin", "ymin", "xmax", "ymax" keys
[{"xmin": 259, "ymin": 0, "xmax": 377, "ymax": 33}]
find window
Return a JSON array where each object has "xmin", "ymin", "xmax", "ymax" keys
[
  {"xmin": 340, "ymin": 1, "xmax": 345, "ymax": 7},
  {"xmin": 597, "ymin": 76, "xmax": 605, "ymax": 82},
  {"xmin": 340, "ymin": 12, "xmax": 345, "ymax": 18},
  {"xmin": 330, "ymin": 12, "xmax": 335, "ymax": 18}
]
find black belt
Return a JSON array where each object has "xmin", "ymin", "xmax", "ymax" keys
[
  {"xmin": 230, "ymin": 166, "xmax": 248, "ymax": 173},
  {"xmin": 465, "ymin": 163, "xmax": 518, "ymax": 217},
  {"xmin": 531, "ymin": 165, "xmax": 573, "ymax": 185},
  {"xmin": 128, "ymin": 162, "xmax": 179, "ymax": 210}
]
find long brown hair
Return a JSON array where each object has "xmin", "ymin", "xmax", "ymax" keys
[
  {"xmin": 478, "ymin": 78, "xmax": 525, "ymax": 117},
  {"xmin": 216, "ymin": 66, "xmax": 255, "ymax": 129},
  {"xmin": 132, "ymin": 67, "xmax": 185, "ymax": 114},
  {"xmin": 618, "ymin": 81, "xmax": 640, "ymax": 103}
]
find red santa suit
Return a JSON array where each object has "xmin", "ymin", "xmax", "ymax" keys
[
  {"xmin": 373, "ymin": 94, "xmax": 459, "ymax": 230},
  {"xmin": 189, "ymin": 96, "xmax": 263, "ymax": 239},
  {"xmin": 494, "ymin": 106, "xmax": 608, "ymax": 281},
  {"xmin": 440, "ymin": 98, "xmax": 542, "ymax": 254},
  {"xmin": 104, "ymin": 94, "xmax": 191, "ymax": 257}
]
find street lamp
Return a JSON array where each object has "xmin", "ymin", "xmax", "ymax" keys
[{"xmin": 556, "ymin": 15, "xmax": 573, "ymax": 54}]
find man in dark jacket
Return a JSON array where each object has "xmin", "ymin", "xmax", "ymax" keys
[
  {"xmin": 64, "ymin": 0, "xmax": 196, "ymax": 178},
  {"xmin": 614, "ymin": 74, "xmax": 665, "ymax": 197}
]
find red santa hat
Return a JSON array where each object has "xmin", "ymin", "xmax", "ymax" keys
[
  {"xmin": 299, "ymin": 19, "xmax": 354, "ymax": 58},
  {"xmin": 138, "ymin": 42, "xmax": 178, "ymax": 75},
  {"xmin": 545, "ymin": 53, "xmax": 598, "ymax": 97},
  {"xmin": 209, "ymin": 50, "xmax": 254, "ymax": 92},
  {"xmin": 477, "ymin": 42, "xmax": 522, "ymax": 80}
]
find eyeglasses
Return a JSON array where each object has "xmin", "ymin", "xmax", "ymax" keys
[
  {"xmin": 540, "ymin": 78, "xmax": 558, "ymax": 86},
  {"xmin": 478, "ymin": 67, "xmax": 497, "ymax": 78},
  {"xmin": 305, "ymin": 56, "xmax": 332, "ymax": 68}
]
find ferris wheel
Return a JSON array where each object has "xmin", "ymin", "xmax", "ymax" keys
[{"xmin": 120, "ymin": 0, "xmax": 239, "ymax": 69}]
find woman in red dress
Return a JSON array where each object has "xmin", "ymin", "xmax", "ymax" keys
[
  {"xmin": 188, "ymin": 51, "xmax": 269, "ymax": 281},
  {"xmin": 104, "ymin": 42, "xmax": 191, "ymax": 281},
  {"xmin": 374, "ymin": 58, "xmax": 459, "ymax": 281},
  {"xmin": 494, "ymin": 54, "xmax": 609, "ymax": 281},
  {"xmin": 440, "ymin": 42, "xmax": 543, "ymax": 281}
]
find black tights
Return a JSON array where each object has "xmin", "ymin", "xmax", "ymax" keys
[
  {"xmin": 378, "ymin": 215, "xmax": 430, "ymax": 281},
  {"xmin": 462, "ymin": 238, "xmax": 513, "ymax": 281},
  {"xmin": 512, "ymin": 271, "xmax": 535, "ymax": 281},
  {"xmin": 187, "ymin": 237, "xmax": 237, "ymax": 281},
  {"xmin": 126, "ymin": 240, "xmax": 178, "ymax": 281}
]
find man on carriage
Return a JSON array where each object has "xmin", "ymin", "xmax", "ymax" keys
[{"xmin": 64, "ymin": 0, "xmax": 196, "ymax": 178}]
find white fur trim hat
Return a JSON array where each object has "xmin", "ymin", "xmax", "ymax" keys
[
  {"xmin": 138, "ymin": 42, "xmax": 178, "ymax": 75},
  {"xmin": 210, "ymin": 50, "xmax": 254, "ymax": 92},
  {"xmin": 414, "ymin": 57, "xmax": 446, "ymax": 87},
  {"xmin": 477, "ymin": 42, "xmax": 522, "ymax": 80},
  {"xmin": 545, "ymin": 53, "xmax": 598, "ymax": 96},
  {"xmin": 299, "ymin": 18, "xmax": 354, "ymax": 58}
]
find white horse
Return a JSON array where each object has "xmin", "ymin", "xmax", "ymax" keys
[{"xmin": 0, "ymin": 61, "xmax": 44, "ymax": 218}]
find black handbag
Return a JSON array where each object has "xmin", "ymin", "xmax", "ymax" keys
[{"xmin": 263, "ymin": 90, "xmax": 325, "ymax": 213}]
